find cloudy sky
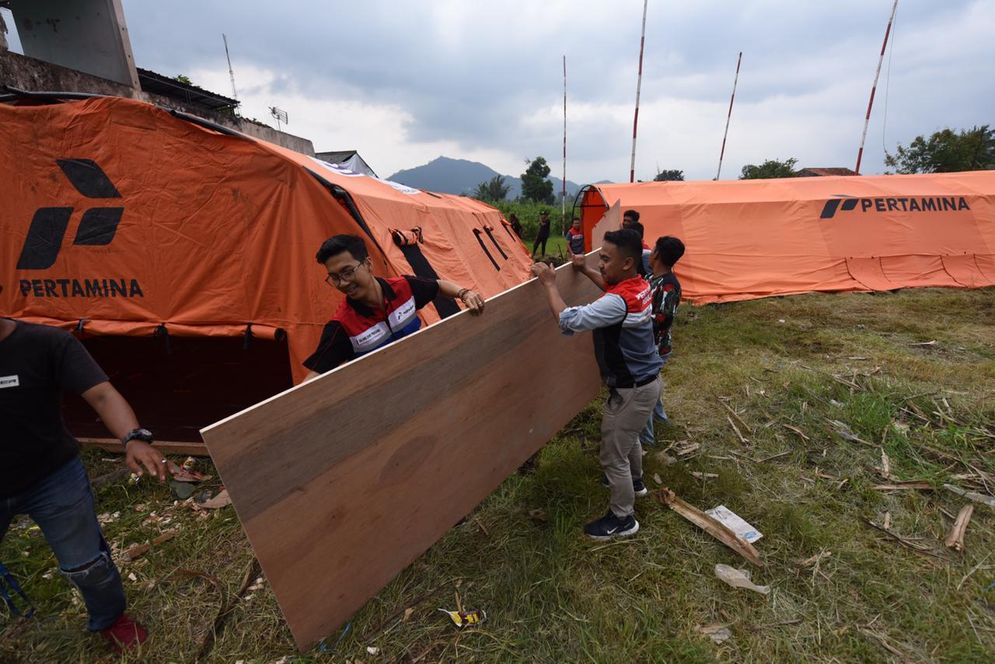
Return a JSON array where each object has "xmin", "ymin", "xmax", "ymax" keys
[{"xmin": 16, "ymin": 1, "xmax": 994, "ymax": 183}]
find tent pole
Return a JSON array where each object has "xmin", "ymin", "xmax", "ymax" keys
[
  {"xmin": 629, "ymin": 0, "xmax": 648, "ymax": 183},
  {"xmin": 855, "ymin": 0, "xmax": 899, "ymax": 175},
  {"xmin": 715, "ymin": 51, "xmax": 742, "ymax": 180}
]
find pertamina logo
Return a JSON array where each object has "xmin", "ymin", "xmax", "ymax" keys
[
  {"xmin": 16, "ymin": 159, "xmax": 143, "ymax": 299},
  {"xmin": 820, "ymin": 194, "xmax": 971, "ymax": 220}
]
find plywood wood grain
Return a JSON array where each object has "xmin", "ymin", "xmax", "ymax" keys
[{"xmin": 200, "ymin": 257, "xmax": 604, "ymax": 650}]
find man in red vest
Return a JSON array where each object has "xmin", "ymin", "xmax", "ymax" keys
[
  {"xmin": 303, "ymin": 234, "xmax": 485, "ymax": 378},
  {"xmin": 532, "ymin": 229, "xmax": 662, "ymax": 539}
]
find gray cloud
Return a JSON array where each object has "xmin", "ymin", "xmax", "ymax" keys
[{"xmin": 118, "ymin": 0, "xmax": 994, "ymax": 181}]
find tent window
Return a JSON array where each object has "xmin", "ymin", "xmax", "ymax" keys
[
  {"xmin": 472, "ymin": 229, "xmax": 501, "ymax": 271},
  {"xmin": 390, "ymin": 228, "xmax": 460, "ymax": 319},
  {"xmin": 483, "ymin": 227, "xmax": 508, "ymax": 260}
]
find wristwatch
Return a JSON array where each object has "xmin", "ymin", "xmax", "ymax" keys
[{"xmin": 121, "ymin": 428, "xmax": 154, "ymax": 447}]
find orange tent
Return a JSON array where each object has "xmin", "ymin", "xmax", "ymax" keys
[
  {"xmin": 1, "ymin": 95, "xmax": 530, "ymax": 442},
  {"xmin": 579, "ymin": 173, "xmax": 995, "ymax": 303}
]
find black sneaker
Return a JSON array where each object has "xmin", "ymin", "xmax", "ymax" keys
[
  {"xmin": 601, "ymin": 474, "xmax": 649, "ymax": 497},
  {"xmin": 584, "ymin": 511, "xmax": 639, "ymax": 540}
]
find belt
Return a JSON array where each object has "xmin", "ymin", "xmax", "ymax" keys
[{"xmin": 611, "ymin": 374, "xmax": 658, "ymax": 390}]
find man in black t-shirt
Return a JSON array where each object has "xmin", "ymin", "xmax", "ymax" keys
[
  {"xmin": 639, "ymin": 235, "xmax": 685, "ymax": 447},
  {"xmin": 0, "ymin": 309, "xmax": 169, "ymax": 652},
  {"xmin": 532, "ymin": 210, "xmax": 552, "ymax": 258}
]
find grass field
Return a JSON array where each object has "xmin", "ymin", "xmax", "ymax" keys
[{"xmin": 2, "ymin": 287, "xmax": 993, "ymax": 663}]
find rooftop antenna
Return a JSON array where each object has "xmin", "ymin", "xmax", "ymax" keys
[
  {"xmin": 561, "ymin": 54, "xmax": 567, "ymax": 235},
  {"xmin": 629, "ymin": 0, "xmax": 648, "ymax": 183},
  {"xmin": 715, "ymin": 51, "xmax": 742, "ymax": 180},
  {"xmin": 223, "ymin": 33, "xmax": 238, "ymax": 100},
  {"xmin": 270, "ymin": 106, "xmax": 288, "ymax": 132},
  {"xmin": 855, "ymin": 0, "xmax": 899, "ymax": 174}
]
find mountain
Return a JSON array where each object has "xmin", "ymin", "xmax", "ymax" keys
[{"xmin": 387, "ymin": 156, "xmax": 584, "ymax": 201}]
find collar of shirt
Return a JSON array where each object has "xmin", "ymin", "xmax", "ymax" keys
[{"xmin": 346, "ymin": 277, "xmax": 397, "ymax": 319}]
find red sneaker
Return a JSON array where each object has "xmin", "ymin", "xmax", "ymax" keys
[{"xmin": 100, "ymin": 613, "xmax": 148, "ymax": 653}]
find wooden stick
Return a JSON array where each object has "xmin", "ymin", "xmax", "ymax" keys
[
  {"xmin": 860, "ymin": 628, "xmax": 908, "ymax": 659},
  {"xmin": 944, "ymin": 484, "xmax": 995, "ymax": 509},
  {"xmin": 196, "ymin": 557, "xmax": 261, "ymax": 661},
  {"xmin": 726, "ymin": 415, "xmax": 749, "ymax": 445},
  {"xmin": 879, "ymin": 448, "xmax": 892, "ymax": 480},
  {"xmin": 783, "ymin": 424, "xmax": 809, "ymax": 441},
  {"xmin": 718, "ymin": 399, "xmax": 752, "ymax": 433},
  {"xmin": 654, "ymin": 488, "xmax": 762, "ymax": 567},
  {"xmin": 80, "ymin": 437, "xmax": 209, "ymax": 457},
  {"xmin": 957, "ymin": 553, "xmax": 991, "ymax": 590},
  {"xmin": 864, "ymin": 520, "xmax": 945, "ymax": 561},
  {"xmin": 828, "ymin": 420, "xmax": 875, "ymax": 447},
  {"xmin": 944, "ymin": 504, "xmax": 973, "ymax": 552},
  {"xmin": 871, "ymin": 481, "xmax": 932, "ymax": 491},
  {"xmin": 124, "ymin": 530, "xmax": 178, "ymax": 562}
]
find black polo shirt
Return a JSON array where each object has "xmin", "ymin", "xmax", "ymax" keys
[{"xmin": 0, "ymin": 320, "xmax": 108, "ymax": 498}]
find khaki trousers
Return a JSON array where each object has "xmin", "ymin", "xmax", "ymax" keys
[{"xmin": 600, "ymin": 377, "xmax": 661, "ymax": 518}]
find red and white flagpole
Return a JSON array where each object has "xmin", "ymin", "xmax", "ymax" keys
[
  {"xmin": 629, "ymin": 0, "xmax": 648, "ymax": 183},
  {"xmin": 715, "ymin": 51, "xmax": 742, "ymax": 180},
  {"xmin": 855, "ymin": 0, "xmax": 899, "ymax": 175},
  {"xmin": 562, "ymin": 54, "xmax": 567, "ymax": 233}
]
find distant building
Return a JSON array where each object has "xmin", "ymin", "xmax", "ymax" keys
[
  {"xmin": 0, "ymin": 0, "xmax": 314, "ymax": 155},
  {"xmin": 797, "ymin": 167, "xmax": 858, "ymax": 177},
  {"xmin": 316, "ymin": 150, "xmax": 378, "ymax": 178}
]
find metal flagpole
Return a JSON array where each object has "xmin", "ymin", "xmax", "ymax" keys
[
  {"xmin": 562, "ymin": 55, "xmax": 567, "ymax": 234},
  {"xmin": 715, "ymin": 51, "xmax": 742, "ymax": 180},
  {"xmin": 223, "ymin": 34, "xmax": 238, "ymax": 100},
  {"xmin": 855, "ymin": 0, "xmax": 899, "ymax": 174},
  {"xmin": 629, "ymin": 0, "xmax": 648, "ymax": 183}
]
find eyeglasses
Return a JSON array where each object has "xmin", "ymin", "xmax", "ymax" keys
[{"xmin": 324, "ymin": 262, "xmax": 364, "ymax": 287}]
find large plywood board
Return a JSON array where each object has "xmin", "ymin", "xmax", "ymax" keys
[{"xmin": 200, "ymin": 257, "xmax": 604, "ymax": 649}]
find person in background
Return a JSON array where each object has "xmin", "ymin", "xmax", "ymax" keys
[
  {"xmin": 622, "ymin": 209, "xmax": 640, "ymax": 231},
  {"xmin": 508, "ymin": 213, "xmax": 524, "ymax": 238},
  {"xmin": 533, "ymin": 229, "xmax": 662, "ymax": 540},
  {"xmin": 0, "ymin": 299, "xmax": 169, "ymax": 652},
  {"xmin": 565, "ymin": 217, "xmax": 585, "ymax": 255},
  {"xmin": 532, "ymin": 209, "xmax": 551, "ymax": 258},
  {"xmin": 303, "ymin": 234, "xmax": 485, "ymax": 379},
  {"xmin": 626, "ymin": 220, "xmax": 652, "ymax": 276},
  {"xmin": 639, "ymin": 236, "xmax": 685, "ymax": 447}
]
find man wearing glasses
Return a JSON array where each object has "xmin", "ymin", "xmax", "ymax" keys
[{"xmin": 302, "ymin": 234, "xmax": 485, "ymax": 380}]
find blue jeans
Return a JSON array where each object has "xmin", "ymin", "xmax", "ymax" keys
[
  {"xmin": 0, "ymin": 456, "xmax": 126, "ymax": 631},
  {"xmin": 639, "ymin": 357, "xmax": 670, "ymax": 447}
]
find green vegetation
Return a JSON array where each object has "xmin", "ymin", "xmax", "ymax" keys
[
  {"xmin": 654, "ymin": 169, "xmax": 685, "ymax": 181},
  {"xmin": 472, "ymin": 175, "xmax": 511, "ymax": 203},
  {"xmin": 491, "ymin": 199, "xmax": 570, "ymax": 256},
  {"xmin": 740, "ymin": 158, "xmax": 798, "ymax": 179},
  {"xmin": 886, "ymin": 125, "xmax": 995, "ymax": 174},
  {"xmin": 2, "ymin": 287, "xmax": 993, "ymax": 662},
  {"xmin": 521, "ymin": 157, "xmax": 555, "ymax": 204}
]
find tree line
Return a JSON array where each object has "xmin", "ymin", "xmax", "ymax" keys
[
  {"xmin": 472, "ymin": 125, "xmax": 993, "ymax": 204},
  {"xmin": 472, "ymin": 156, "xmax": 558, "ymax": 204},
  {"xmin": 740, "ymin": 125, "xmax": 994, "ymax": 179}
]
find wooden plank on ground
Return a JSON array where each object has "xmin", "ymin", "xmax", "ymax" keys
[
  {"xmin": 200, "ymin": 257, "xmax": 604, "ymax": 650},
  {"xmin": 79, "ymin": 438, "xmax": 210, "ymax": 457}
]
